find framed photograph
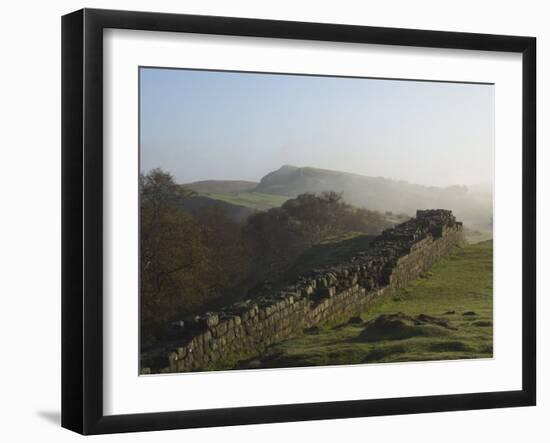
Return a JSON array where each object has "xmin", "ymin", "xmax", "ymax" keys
[{"xmin": 62, "ymin": 8, "xmax": 536, "ymax": 435}]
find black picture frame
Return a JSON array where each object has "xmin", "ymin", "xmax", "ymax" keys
[{"xmin": 61, "ymin": 8, "xmax": 536, "ymax": 435}]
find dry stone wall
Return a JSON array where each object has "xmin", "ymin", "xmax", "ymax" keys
[{"xmin": 161, "ymin": 209, "xmax": 464, "ymax": 373}]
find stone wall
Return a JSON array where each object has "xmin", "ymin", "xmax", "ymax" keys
[{"xmin": 159, "ymin": 209, "xmax": 463, "ymax": 373}]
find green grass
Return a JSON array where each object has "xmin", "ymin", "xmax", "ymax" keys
[
  {"xmin": 201, "ymin": 191, "xmax": 290, "ymax": 211},
  {"xmin": 236, "ymin": 240, "xmax": 493, "ymax": 369}
]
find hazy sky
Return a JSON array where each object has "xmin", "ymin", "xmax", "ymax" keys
[{"xmin": 140, "ymin": 68, "xmax": 494, "ymax": 187}]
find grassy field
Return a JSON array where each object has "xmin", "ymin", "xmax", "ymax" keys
[
  {"xmin": 200, "ymin": 191, "xmax": 290, "ymax": 211},
  {"xmin": 237, "ymin": 240, "xmax": 493, "ymax": 369}
]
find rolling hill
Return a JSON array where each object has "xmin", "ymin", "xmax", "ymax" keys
[
  {"xmin": 195, "ymin": 191, "xmax": 289, "ymax": 211},
  {"xmin": 183, "ymin": 180, "xmax": 257, "ymax": 193},
  {"xmin": 183, "ymin": 179, "xmax": 288, "ymax": 212},
  {"xmin": 177, "ymin": 165, "xmax": 492, "ymax": 233},
  {"xmin": 254, "ymin": 165, "xmax": 492, "ymax": 231}
]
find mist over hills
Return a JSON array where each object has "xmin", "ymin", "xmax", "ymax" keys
[
  {"xmin": 254, "ymin": 165, "xmax": 492, "ymax": 229},
  {"xmin": 179, "ymin": 164, "xmax": 492, "ymax": 231}
]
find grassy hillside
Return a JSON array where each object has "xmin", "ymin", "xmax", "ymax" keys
[
  {"xmin": 235, "ymin": 240, "xmax": 493, "ymax": 369},
  {"xmin": 200, "ymin": 191, "xmax": 290, "ymax": 211},
  {"xmin": 254, "ymin": 164, "xmax": 492, "ymax": 229},
  {"xmin": 183, "ymin": 180, "xmax": 257, "ymax": 193},
  {"xmin": 180, "ymin": 164, "xmax": 493, "ymax": 231}
]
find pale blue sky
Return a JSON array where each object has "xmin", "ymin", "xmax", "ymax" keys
[{"xmin": 140, "ymin": 68, "xmax": 494, "ymax": 187}]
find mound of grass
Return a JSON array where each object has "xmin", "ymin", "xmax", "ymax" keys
[{"xmin": 234, "ymin": 240, "xmax": 493, "ymax": 369}]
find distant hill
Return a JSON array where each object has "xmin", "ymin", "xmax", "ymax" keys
[
  {"xmin": 183, "ymin": 180, "xmax": 289, "ymax": 212},
  {"xmin": 177, "ymin": 165, "xmax": 492, "ymax": 232},
  {"xmin": 183, "ymin": 180, "xmax": 257, "ymax": 194},
  {"xmin": 255, "ymin": 165, "xmax": 492, "ymax": 230}
]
